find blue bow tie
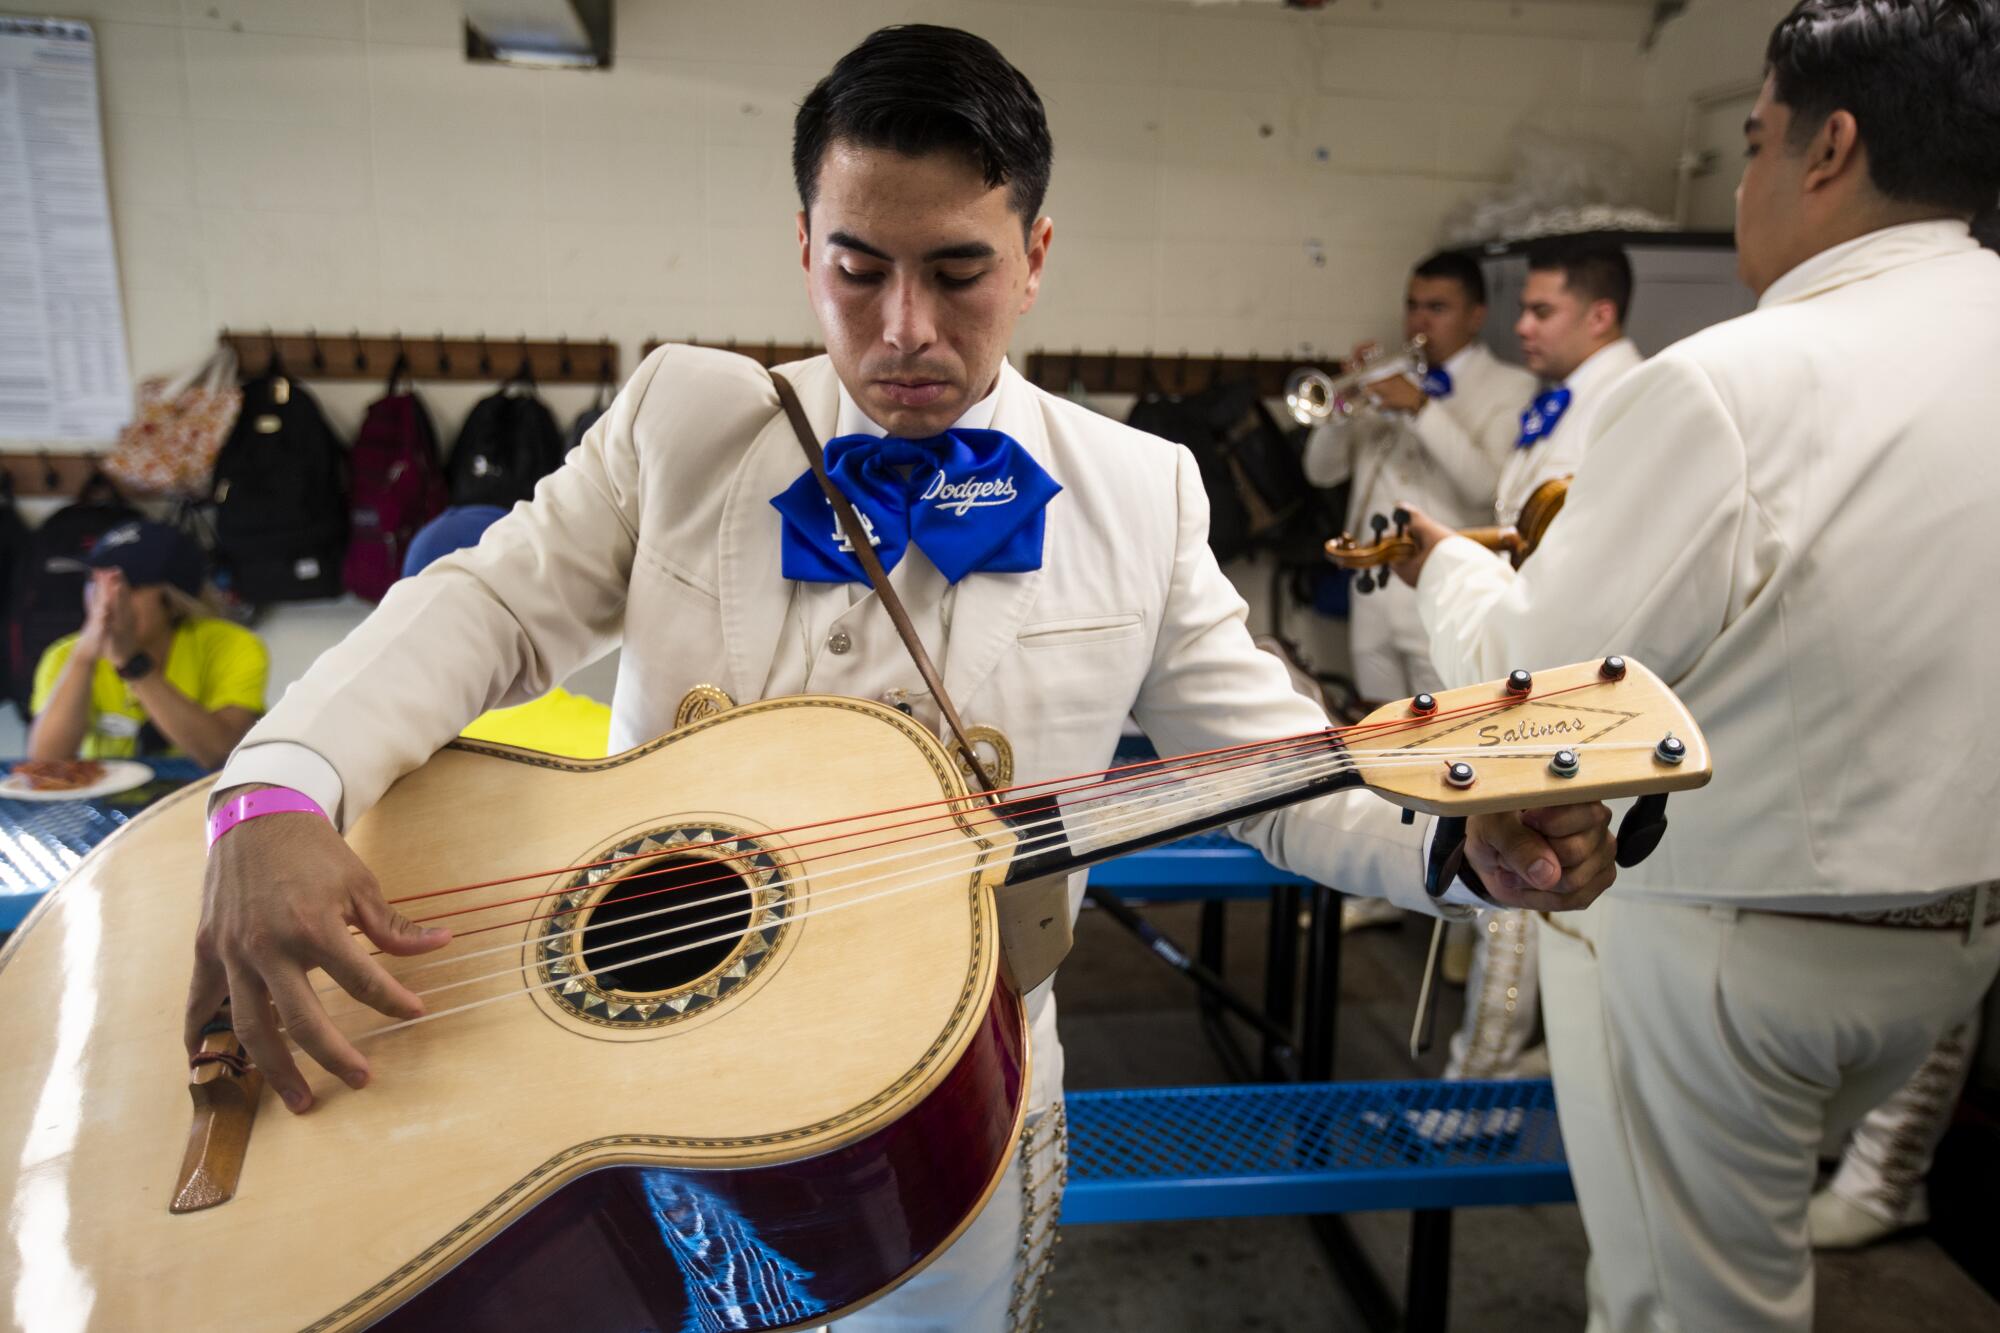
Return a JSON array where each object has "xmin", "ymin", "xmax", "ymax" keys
[
  {"xmin": 771, "ymin": 428, "xmax": 1062, "ymax": 585},
  {"xmin": 1516, "ymin": 386, "xmax": 1572, "ymax": 448},
  {"xmin": 1421, "ymin": 366, "xmax": 1453, "ymax": 399}
]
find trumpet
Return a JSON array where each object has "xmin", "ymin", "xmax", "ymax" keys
[{"xmin": 1283, "ymin": 334, "xmax": 1430, "ymax": 426}]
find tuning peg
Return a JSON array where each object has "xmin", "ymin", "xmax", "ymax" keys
[
  {"xmin": 1370, "ymin": 512, "xmax": 1389, "ymax": 538},
  {"xmin": 1392, "ymin": 506, "xmax": 1411, "ymax": 533},
  {"xmin": 1356, "ymin": 571, "xmax": 1376, "ymax": 594},
  {"xmin": 1616, "ymin": 793, "xmax": 1670, "ymax": 867}
]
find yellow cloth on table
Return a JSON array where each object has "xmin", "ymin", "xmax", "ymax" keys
[
  {"xmin": 31, "ymin": 618, "xmax": 267, "ymax": 761},
  {"xmin": 457, "ymin": 686, "xmax": 612, "ymax": 759}
]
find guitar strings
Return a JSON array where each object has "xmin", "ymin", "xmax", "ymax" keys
[
  {"xmin": 313, "ymin": 737, "xmax": 1658, "ymax": 1036},
  {"xmin": 318, "ymin": 735, "xmax": 1652, "ymax": 1008},
  {"xmin": 370, "ymin": 679, "xmax": 1612, "ymax": 914}
]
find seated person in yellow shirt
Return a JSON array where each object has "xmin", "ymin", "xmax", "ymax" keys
[
  {"xmin": 28, "ymin": 521, "xmax": 267, "ymax": 771},
  {"xmin": 403, "ymin": 505, "xmax": 611, "ymax": 759}
]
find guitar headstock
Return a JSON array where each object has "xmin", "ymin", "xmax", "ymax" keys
[{"xmin": 1342, "ymin": 656, "xmax": 1711, "ymax": 816}]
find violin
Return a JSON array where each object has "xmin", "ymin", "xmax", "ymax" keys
[{"xmin": 1324, "ymin": 476, "xmax": 1571, "ymax": 593}]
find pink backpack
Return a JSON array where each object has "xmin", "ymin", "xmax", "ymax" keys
[{"xmin": 343, "ymin": 357, "xmax": 447, "ymax": 601}]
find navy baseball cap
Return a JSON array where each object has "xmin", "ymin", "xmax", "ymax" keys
[
  {"xmin": 78, "ymin": 521, "xmax": 206, "ymax": 597},
  {"xmin": 402, "ymin": 505, "xmax": 509, "ymax": 578}
]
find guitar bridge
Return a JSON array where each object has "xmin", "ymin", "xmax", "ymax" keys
[{"xmin": 170, "ymin": 1002, "xmax": 265, "ymax": 1214}]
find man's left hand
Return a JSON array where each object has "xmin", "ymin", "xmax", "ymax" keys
[
  {"xmin": 1365, "ymin": 372, "xmax": 1427, "ymax": 416},
  {"xmin": 1386, "ymin": 503, "xmax": 1455, "ymax": 587},
  {"xmin": 1463, "ymin": 803, "xmax": 1616, "ymax": 912}
]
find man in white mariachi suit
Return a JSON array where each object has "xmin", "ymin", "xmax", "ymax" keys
[
  {"xmin": 1494, "ymin": 238, "xmax": 1642, "ymax": 528},
  {"xmin": 1390, "ymin": 3, "xmax": 2000, "ymax": 1328},
  {"xmin": 1303, "ymin": 250, "xmax": 1536, "ymax": 705},
  {"xmin": 185, "ymin": 26, "xmax": 1622, "ymax": 1333}
]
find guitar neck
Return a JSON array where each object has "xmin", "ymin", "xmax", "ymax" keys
[{"xmin": 997, "ymin": 734, "xmax": 1364, "ymax": 887}]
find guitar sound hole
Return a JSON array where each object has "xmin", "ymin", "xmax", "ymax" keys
[{"xmin": 580, "ymin": 855, "xmax": 750, "ymax": 994}]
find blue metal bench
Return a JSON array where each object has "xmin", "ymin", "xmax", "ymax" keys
[{"xmin": 1065, "ymin": 1078, "xmax": 1573, "ymax": 1332}]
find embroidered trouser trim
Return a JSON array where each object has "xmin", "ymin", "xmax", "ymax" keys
[
  {"xmin": 1446, "ymin": 907, "xmax": 1539, "ymax": 1078},
  {"xmin": 1008, "ymin": 1100, "xmax": 1068, "ymax": 1332},
  {"xmin": 1828, "ymin": 1015, "xmax": 1979, "ymax": 1223}
]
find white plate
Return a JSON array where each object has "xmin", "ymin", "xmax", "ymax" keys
[{"xmin": 0, "ymin": 759, "xmax": 158, "ymax": 802}]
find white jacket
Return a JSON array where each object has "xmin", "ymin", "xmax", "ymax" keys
[
  {"xmin": 1491, "ymin": 336, "xmax": 1643, "ymax": 527},
  {"xmin": 1304, "ymin": 341, "xmax": 1535, "ymax": 531},
  {"xmin": 1418, "ymin": 221, "xmax": 2000, "ymax": 908}
]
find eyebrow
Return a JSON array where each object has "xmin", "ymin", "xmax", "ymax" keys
[{"xmin": 827, "ymin": 231, "xmax": 997, "ymax": 263}]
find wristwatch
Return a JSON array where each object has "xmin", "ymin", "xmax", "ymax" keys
[{"xmin": 115, "ymin": 651, "xmax": 154, "ymax": 681}]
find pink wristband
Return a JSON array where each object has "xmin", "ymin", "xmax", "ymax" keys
[{"xmin": 207, "ymin": 787, "xmax": 329, "ymax": 849}]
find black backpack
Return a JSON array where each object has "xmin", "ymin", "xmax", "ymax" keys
[
  {"xmin": 5, "ymin": 473, "xmax": 141, "ymax": 719},
  {"xmin": 447, "ymin": 371, "xmax": 563, "ymax": 507},
  {"xmin": 1128, "ymin": 375, "xmax": 1335, "ymax": 564},
  {"xmin": 210, "ymin": 369, "xmax": 349, "ymax": 604}
]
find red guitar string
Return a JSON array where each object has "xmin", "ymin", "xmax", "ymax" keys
[{"xmin": 369, "ymin": 679, "xmax": 1612, "ymax": 953}]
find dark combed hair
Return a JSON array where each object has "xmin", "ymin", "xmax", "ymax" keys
[
  {"xmin": 1411, "ymin": 250, "xmax": 1488, "ymax": 306},
  {"xmin": 1526, "ymin": 237, "xmax": 1635, "ymax": 325},
  {"xmin": 1766, "ymin": 0, "xmax": 2000, "ymax": 216},
  {"xmin": 793, "ymin": 25, "xmax": 1053, "ymax": 234}
]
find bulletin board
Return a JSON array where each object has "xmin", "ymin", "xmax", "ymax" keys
[{"xmin": 0, "ymin": 16, "xmax": 131, "ymax": 443}]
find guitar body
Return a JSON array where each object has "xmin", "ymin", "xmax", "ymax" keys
[{"xmin": 0, "ymin": 696, "xmax": 1025, "ymax": 1331}]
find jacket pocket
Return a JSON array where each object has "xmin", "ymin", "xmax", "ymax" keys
[{"xmin": 1016, "ymin": 612, "xmax": 1144, "ymax": 650}]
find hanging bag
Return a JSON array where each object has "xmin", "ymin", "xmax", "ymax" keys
[
  {"xmin": 102, "ymin": 344, "xmax": 242, "ymax": 499},
  {"xmin": 342, "ymin": 353, "xmax": 447, "ymax": 601}
]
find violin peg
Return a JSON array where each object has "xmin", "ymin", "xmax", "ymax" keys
[
  {"xmin": 1369, "ymin": 513, "xmax": 1389, "ymax": 537},
  {"xmin": 1356, "ymin": 571, "xmax": 1376, "ymax": 594},
  {"xmin": 1392, "ymin": 506, "xmax": 1411, "ymax": 532}
]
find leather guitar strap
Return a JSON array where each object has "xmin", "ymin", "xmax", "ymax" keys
[
  {"xmin": 768, "ymin": 371, "xmax": 997, "ymax": 796},
  {"xmin": 769, "ymin": 370, "xmax": 1083, "ymax": 993}
]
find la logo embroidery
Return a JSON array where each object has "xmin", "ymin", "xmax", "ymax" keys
[{"xmin": 830, "ymin": 508, "xmax": 882, "ymax": 553}]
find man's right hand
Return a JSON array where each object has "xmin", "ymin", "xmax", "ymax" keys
[{"xmin": 185, "ymin": 797, "xmax": 450, "ymax": 1114}]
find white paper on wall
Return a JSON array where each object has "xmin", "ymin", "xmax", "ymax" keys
[{"xmin": 0, "ymin": 17, "xmax": 131, "ymax": 443}]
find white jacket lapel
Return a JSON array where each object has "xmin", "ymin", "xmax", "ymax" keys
[
  {"xmin": 717, "ymin": 357, "xmax": 842, "ymax": 705},
  {"xmin": 941, "ymin": 361, "xmax": 1049, "ymax": 710}
]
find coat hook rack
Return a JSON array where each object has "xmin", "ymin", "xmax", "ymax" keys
[{"xmin": 219, "ymin": 330, "xmax": 619, "ymax": 385}]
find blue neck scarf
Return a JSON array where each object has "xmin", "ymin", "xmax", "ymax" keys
[
  {"xmin": 1516, "ymin": 386, "xmax": 1572, "ymax": 449},
  {"xmin": 771, "ymin": 428, "xmax": 1062, "ymax": 585},
  {"xmin": 1421, "ymin": 366, "xmax": 1454, "ymax": 399}
]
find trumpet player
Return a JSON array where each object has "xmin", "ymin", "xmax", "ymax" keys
[
  {"xmin": 1302, "ymin": 251, "xmax": 1534, "ymax": 706},
  {"xmin": 1496, "ymin": 237, "xmax": 1642, "ymax": 526}
]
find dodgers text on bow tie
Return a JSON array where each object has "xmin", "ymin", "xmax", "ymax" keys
[{"xmin": 922, "ymin": 471, "xmax": 1019, "ymax": 515}]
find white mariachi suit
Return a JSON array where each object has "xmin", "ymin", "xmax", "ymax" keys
[
  {"xmin": 219, "ymin": 348, "xmax": 1476, "ymax": 1331},
  {"xmin": 1447, "ymin": 335, "xmax": 1645, "ymax": 1082},
  {"xmin": 1414, "ymin": 221, "xmax": 2000, "ymax": 1332},
  {"xmin": 1491, "ymin": 336, "xmax": 1642, "ymax": 527},
  {"xmin": 1302, "ymin": 342, "xmax": 1534, "ymax": 701}
]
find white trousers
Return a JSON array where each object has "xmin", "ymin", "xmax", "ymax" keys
[
  {"xmin": 830, "ymin": 1098, "xmax": 1067, "ymax": 1333},
  {"xmin": 1348, "ymin": 577, "xmax": 1443, "ymax": 703},
  {"xmin": 1445, "ymin": 907, "xmax": 1541, "ymax": 1079},
  {"xmin": 1826, "ymin": 1013, "xmax": 1980, "ymax": 1225},
  {"xmin": 1539, "ymin": 894, "xmax": 2000, "ymax": 1333}
]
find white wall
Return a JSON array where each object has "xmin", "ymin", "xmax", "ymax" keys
[{"xmin": 2, "ymin": 0, "xmax": 1683, "ymax": 442}]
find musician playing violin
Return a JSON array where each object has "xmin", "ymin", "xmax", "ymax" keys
[
  {"xmin": 1302, "ymin": 252, "xmax": 1534, "ymax": 707},
  {"xmin": 187, "ymin": 25, "xmax": 1622, "ymax": 1330},
  {"xmin": 1386, "ymin": 3, "xmax": 2000, "ymax": 1329}
]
